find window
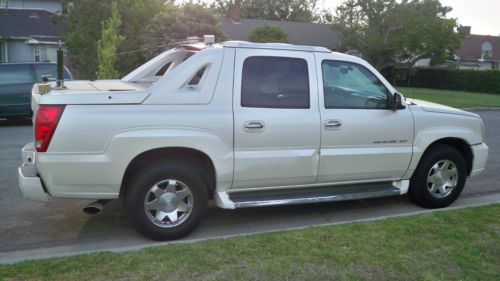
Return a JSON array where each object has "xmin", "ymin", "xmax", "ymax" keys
[
  {"xmin": 0, "ymin": 41, "xmax": 7, "ymax": 63},
  {"xmin": 34, "ymin": 46, "xmax": 46, "ymax": 62},
  {"xmin": 322, "ymin": 60, "xmax": 389, "ymax": 109},
  {"xmin": 0, "ymin": 65, "xmax": 34, "ymax": 85},
  {"xmin": 241, "ymin": 56, "xmax": 309, "ymax": 109},
  {"xmin": 34, "ymin": 46, "xmax": 41, "ymax": 62}
]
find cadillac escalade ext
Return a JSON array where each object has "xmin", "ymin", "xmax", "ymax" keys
[{"xmin": 18, "ymin": 40, "xmax": 488, "ymax": 240}]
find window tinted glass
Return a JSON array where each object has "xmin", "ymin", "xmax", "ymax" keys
[
  {"xmin": 322, "ymin": 61, "xmax": 389, "ymax": 109},
  {"xmin": 33, "ymin": 64, "xmax": 71, "ymax": 82},
  {"xmin": 0, "ymin": 65, "xmax": 34, "ymax": 85},
  {"xmin": 241, "ymin": 56, "xmax": 309, "ymax": 109}
]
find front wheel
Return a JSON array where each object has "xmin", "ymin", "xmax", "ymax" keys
[
  {"xmin": 409, "ymin": 144, "xmax": 467, "ymax": 208},
  {"xmin": 124, "ymin": 162, "xmax": 208, "ymax": 240}
]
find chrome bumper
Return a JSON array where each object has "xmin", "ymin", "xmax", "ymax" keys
[
  {"xmin": 18, "ymin": 142, "xmax": 49, "ymax": 202},
  {"xmin": 470, "ymin": 143, "xmax": 489, "ymax": 177}
]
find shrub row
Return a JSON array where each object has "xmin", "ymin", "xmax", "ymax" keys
[{"xmin": 381, "ymin": 67, "xmax": 500, "ymax": 94}]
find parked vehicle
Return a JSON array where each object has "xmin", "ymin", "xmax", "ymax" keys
[
  {"xmin": 0, "ymin": 62, "xmax": 72, "ymax": 119},
  {"xmin": 18, "ymin": 40, "xmax": 488, "ymax": 240}
]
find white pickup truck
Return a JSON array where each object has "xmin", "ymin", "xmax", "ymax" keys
[{"xmin": 19, "ymin": 41, "xmax": 488, "ymax": 240}]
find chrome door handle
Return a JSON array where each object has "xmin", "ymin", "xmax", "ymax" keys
[
  {"xmin": 324, "ymin": 120, "xmax": 342, "ymax": 130},
  {"xmin": 244, "ymin": 121, "xmax": 265, "ymax": 132}
]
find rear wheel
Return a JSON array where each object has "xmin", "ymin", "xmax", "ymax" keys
[
  {"xmin": 409, "ymin": 144, "xmax": 467, "ymax": 208},
  {"xmin": 124, "ymin": 162, "xmax": 208, "ymax": 240}
]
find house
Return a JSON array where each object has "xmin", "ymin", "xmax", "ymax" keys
[
  {"xmin": 0, "ymin": 0, "xmax": 66, "ymax": 63},
  {"xmin": 220, "ymin": 10, "xmax": 340, "ymax": 51},
  {"xmin": 454, "ymin": 34, "xmax": 500, "ymax": 70}
]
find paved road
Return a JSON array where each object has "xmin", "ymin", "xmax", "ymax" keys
[{"xmin": 1, "ymin": 110, "xmax": 499, "ymax": 263}]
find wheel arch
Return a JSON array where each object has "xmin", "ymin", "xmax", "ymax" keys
[
  {"xmin": 421, "ymin": 137, "xmax": 473, "ymax": 176},
  {"xmin": 120, "ymin": 147, "xmax": 217, "ymax": 198}
]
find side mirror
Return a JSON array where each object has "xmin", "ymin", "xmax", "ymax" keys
[
  {"xmin": 41, "ymin": 75, "xmax": 55, "ymax": 83},
  {"xmin": 391, "ymin": 92, "xmax": 405, "ymax": 111}
]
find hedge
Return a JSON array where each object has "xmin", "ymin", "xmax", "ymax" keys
[{"xmin": 381, "ymin": 67, "xmax": 500, "ymax": 94}]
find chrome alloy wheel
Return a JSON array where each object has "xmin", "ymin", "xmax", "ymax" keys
[
  {"xmin": 426, "ymin": 159, "xmax": 458, "ymax": 198},
  {"xmin": 144, "ymin": 179, "xmax": 193, "ymax": 227}
]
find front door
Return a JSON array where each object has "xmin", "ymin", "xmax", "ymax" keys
[
  {"xmin": 316, "ymin": 57, "xmax": 414, "ymax": 183},
  {"xmin": 232, "ymin": 49, "xmax": 321, "ymax": 189}
]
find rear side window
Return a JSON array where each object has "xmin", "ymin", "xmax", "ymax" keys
[
  {"xmin": 33, "ymin": 64, "xmax": 71, "ymax": 82},
  {"xmin": 241, "ymin": 56, "xmax": 310, "ymax": 109},
  {"xmin": 0, "ymin": 65, "xmax": 34, "ymax": 85}
]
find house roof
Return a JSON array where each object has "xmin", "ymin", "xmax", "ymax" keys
[
  {"xmin": 456, "ymin": 34, "xmax": 500, "ymax": 61},
  {"xmin": 0, "ymin": 8, "xmax": 66, "ymax": 39},
  {"xmin": 221, "ymin": 17, "xmax": 340, "ymax": 50}
]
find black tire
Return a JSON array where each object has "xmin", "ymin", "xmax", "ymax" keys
[
  {"xmin": 409, "ymin": 144, "xmax": 467, "ymax": 208},
  {"xmin": 124, "ymin": 162, "xmax": 208, "ymax": 241}
]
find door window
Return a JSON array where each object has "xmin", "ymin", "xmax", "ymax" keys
[
  {"xmin": 241, "ymin": 56, "xmax": 310, "ymax": 109},
  {"xmin": 322, "ymin": 60, "xmax": 389, "ymax": 109}
]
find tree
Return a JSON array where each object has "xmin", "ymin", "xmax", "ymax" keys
[
  {"xmin": 61, "ymin": 0, "xmax": 164, "ymax": 79},
  {"xmin": 96, "ymin": 1, "xmax": 125, "ymax": 79},
  {"xmin": 332, "ymin": 0, "xmax": 462, "ymax": 69},
  {"xmin": 142, "ymin": 2, "xmax": 227, "ymax": 58},
  {"xmin": 247, "ymin": 25, "xmax": 288, "ymax": 43},
  {"xmin": 215, "ymin": 0, "xmax": 319, "ymax": 22}
]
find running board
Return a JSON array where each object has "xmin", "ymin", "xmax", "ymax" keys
[{"xmin": 223, "ymin": 182, "xmax": 403, "ymax": 209}]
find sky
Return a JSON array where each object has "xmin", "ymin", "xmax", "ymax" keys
[{"xmin": 319, "ymin": 0, "xmax": 500, "ymax": 36}]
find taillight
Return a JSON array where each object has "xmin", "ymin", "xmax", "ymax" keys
[{"xmin": 35, "ymin": 105, "xmax": 65, "ymax": 152}]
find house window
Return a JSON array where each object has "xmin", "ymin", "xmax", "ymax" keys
[
  {"xmin": 0, "ymin": 41, "xmax": 7, "ymax": 63},
  {"xmin": 34, "ymin": 45, "xmax": 48, "ymax": 62},
  {"xmin": 34, "ymin": 46, "xmax": 41, "ymax": 62}
]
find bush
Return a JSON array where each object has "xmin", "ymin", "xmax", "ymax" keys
[
  {"xmin": 247, "ymin": 25, "xmax": 288, "ymax": 43},
  {"xmin": 382, "ymin": 67, "xmax": 500, "ymax": 94}
]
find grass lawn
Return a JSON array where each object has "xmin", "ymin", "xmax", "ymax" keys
[
  {"xmin": 1, "ymin": 204, "xmax": 499, "ymax": 281},
  {"xmin": 397, "ymin": 87, "xmax": 500, "ymax": 108}
]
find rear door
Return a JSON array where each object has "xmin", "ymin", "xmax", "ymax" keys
[
  {"xmin": 0, "ymin": 64, "xmax": 35, "ymax": 118},
  {"xmin": 232, "ymin": 49, "xmax": 321, "ymax": 189}
]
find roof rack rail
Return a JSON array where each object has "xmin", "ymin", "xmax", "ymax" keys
[{"xmin": 223, "ymin": 41, "xmax": 331, "ymax": 53}]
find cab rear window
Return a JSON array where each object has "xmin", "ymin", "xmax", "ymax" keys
[{"xmin": 0, "ymin": 65, "xmax": 34, "ymax": 85}]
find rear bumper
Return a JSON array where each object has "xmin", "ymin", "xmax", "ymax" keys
[
  {"xmin": 470, "ymin": 143, "xmax": 489, "ymax": 177},
  {"xmin": 18, "ymin": 143, "xmax": 49, "ymax": 202}
]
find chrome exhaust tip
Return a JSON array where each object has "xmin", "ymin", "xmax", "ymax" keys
[{"xmin": 83, "ymin": 200, "xmax": 110, "ymax": 215}]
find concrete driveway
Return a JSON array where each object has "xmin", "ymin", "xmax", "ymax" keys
[{"xmin": 1, "ymin": 110, "xmax": 499, "ymax": 263}]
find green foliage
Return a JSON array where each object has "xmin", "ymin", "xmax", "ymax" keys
[
  {"xmin": 385, "ymin": 67, "xmax": 500, "ymax": 94},
  {"xmin": 62, "ymin": 0, "xmax": 164, "ymax": 79},
  {"xmin": 61, "ymin": 0, "xmax": 110, "ymax": 79},
  {"xmin": 247, "ymin": 25, "xmax": 288, "ymax": 43},
  {"xmin": 332, "ymin": 0, "xmax": 462, "ymax": 69},
  {"xmin": 216, "ymin": 0, "xmax": 319, "ymax": 22},
  {"xmin": 142, "ymin": 2, "xmax": 227, "ymax": 58},
  {"xmin": 96, "ymin": 1, "xmax": 125, "ymax": 79}
]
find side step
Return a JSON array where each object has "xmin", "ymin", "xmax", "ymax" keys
[{"xmin": 226, "ymin": 182, "xmax": 402, "ymax": 208}]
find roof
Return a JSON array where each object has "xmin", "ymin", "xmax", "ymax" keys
[
  {"xmin": 0, "ymin": 8, "xmax": 66, "ymax": 39},
  {"xmin": 223, "ymin": 41, "xmax": 331, "ymax": 52},
  {"xmin": 456, "ymin": 34, "xmax": 500, "ymax": 61},
  {"xmin": 221, "ymin": 17, "xmax": 340, "ymax": 50}
]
